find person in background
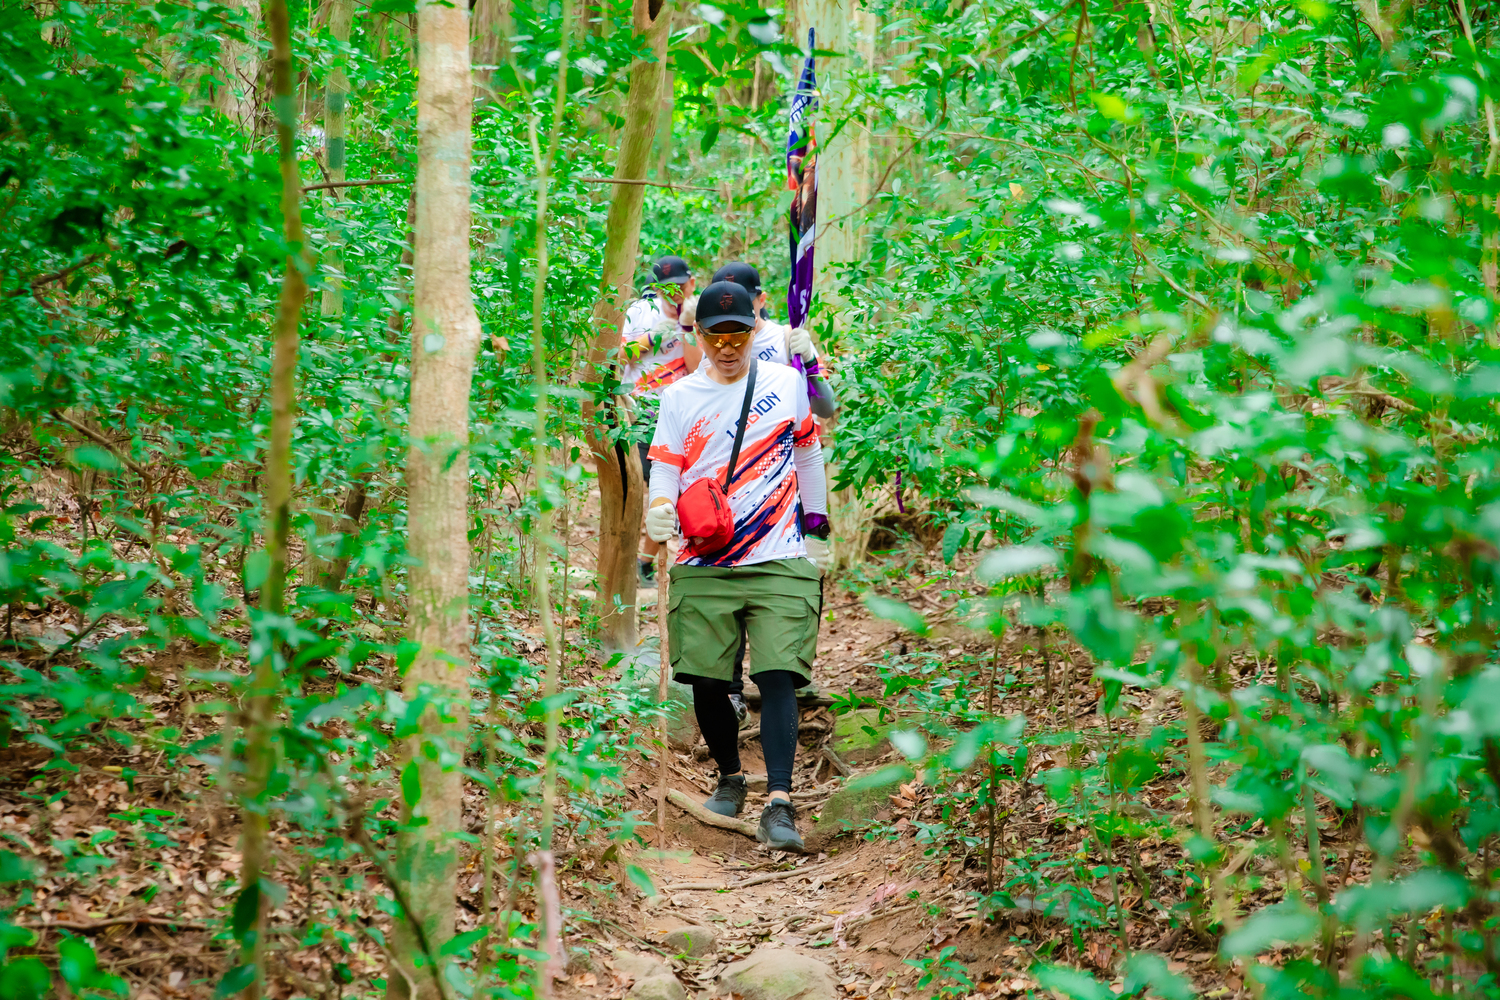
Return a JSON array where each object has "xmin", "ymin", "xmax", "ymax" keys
[
  {"xmin": 619, "ymin": 255, "xmax": 701, "ymax": 586},
  {"xmin": 709, "ymin": 262, "xmax": 837, "ymax": 418},
  {"xmin": 644, "ymin": 280, "xmax": 829, "ymax": 852},
  {"xmin": 710, "ymin": 261, "xmax": 838, "ymax": 722}
]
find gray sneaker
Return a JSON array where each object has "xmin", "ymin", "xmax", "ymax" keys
[
  {"xmin": 756, "ymin": 799, "xmax": 805, "ymax": 853},
  {"xmin": 729, "ymin": 693, "xmax": 749, "ymax": 728},
  {"xmin": 704, "ymin": 774, "xmax": 748, "ymax": 817}
]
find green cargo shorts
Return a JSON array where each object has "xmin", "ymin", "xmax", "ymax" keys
[{"xmin": 667, "ymin": 558, "xmax": 822, "ymax": 685}]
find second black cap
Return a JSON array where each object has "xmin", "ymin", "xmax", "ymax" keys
[
  {"xmin": 711, "ymin": 262, "xmax": 762, "ymax": 296},
  {"xmin": 651, "ymin": 255, "xmax": 692, "ymax": 285}
]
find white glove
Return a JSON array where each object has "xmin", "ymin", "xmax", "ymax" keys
[
  {"xmin": 805, "ymin": 536, "xmax": 831, "ymax": 571},
  {"xmin": 645, "ymin": 503, "xmax": 679, "ymax": 543},
  {"xmin": 678, "ymin": 294, "xmax": 698, "ymax": 328},
  {"xmin": 788, "ymin": 326, "xmax": 818, "ymax": 362}
]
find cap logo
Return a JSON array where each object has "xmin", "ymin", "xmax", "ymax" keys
[{"xmin": 719, "ymin": 292, "xmax": 735, "ymax": 310}]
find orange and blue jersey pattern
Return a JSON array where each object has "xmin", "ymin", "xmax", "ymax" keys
[
  {"xmin": 649, "ymin": 361, "xmax": 819, "ymax": 568},
  {"xmin": 619, "ymin": 294, "xmax": 691, "ymax": 398}
]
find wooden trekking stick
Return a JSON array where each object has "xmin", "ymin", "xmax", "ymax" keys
[{"xmin": 656, "ymin": 542, "xmax": 671, "ymax": 850}]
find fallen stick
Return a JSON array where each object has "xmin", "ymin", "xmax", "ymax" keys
[
  {"xmin": 664, "ymin": 866, "xmax": 821, "ymax": 892},
  {"xmin": 666, "ymin": 788, "xmax": 758, "ymax": 838},
  {"xmin": 744, "ymin": 691, "xmax": 835, "ymax": 708},
  {"xmin": 797, "ymin": 900, "xmax": 923, "ymax": 939},
  {"xmin": 822, "ymin": 747, "xmax": 853, "ymax": 777},
  {"xmin": 23, "ymin": 915, "xmax": 213, "ymax": 931}
]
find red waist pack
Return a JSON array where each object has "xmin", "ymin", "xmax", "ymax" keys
[{"xmin": 677, "ymin": 359, "xmax": 758, "ymax": 552}]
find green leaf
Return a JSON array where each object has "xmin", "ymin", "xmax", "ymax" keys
[
  {"xmin": 1123, "ymin": 952, "xmax": 1196, "ymax": 1000},
  {"xmin": 626, "ymin": 864, "xmax": 658, "ymax": 897},
  {"xmin": 0, "ymin": 955, "xmax": 50, "ymax": 999},
  {"xmin": 71, "ymin": 445, "xmax": 120, "ymax": 471},
  {"xmin": 242, "ymin": 550, "xmax": 270, "ymax": 593},
  {"xmin": 976, "ymin": 545, "xmax": 1057, "ymax": 583},
  {"xmin": 0, "ymin": 850, "xmax": 37, "ymax": 884},
  {"xmin": 401, "ymin": 759, "xmax": 422, "ymax": 808},
  {"xmin": 1220, "ymin": 901, "xmax": 1318, "ymax": 958},
  {"xmin": 889, "ymin": 729, "xmax": 927, "ymax": 760},
  {"xmin": 1088, "ymin": 92, "xmax": 1139, "ymax": 122},
  {"xmin": 1033, "ymin": 963, "xmax": 1114, "ymax": 1000},
  {"xmin": 231, "ymin": 882, "xmax": 260, "ymax": 940},
  {"xmin": 438, "ymin": 927, "xmax": 489, "ymax": 958},
  {"xmin": 862, "ymin": 595, "xmax": 929, "ymax": 636},
  {"xmin": 215, "ymin": 964, "xmax": 258, "ymax": 998},
  {"xmin": 846, "ymin": 764, "xmax": 913, "ymax": 792},
  {"xmin": 700, "ymin": 119, "xmax": 720, "ymax": 153}
]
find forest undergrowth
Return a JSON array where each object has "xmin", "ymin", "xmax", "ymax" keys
[{"xmin": 1, "ymin": 473, "xmax": 1384, "ymax": 1000}]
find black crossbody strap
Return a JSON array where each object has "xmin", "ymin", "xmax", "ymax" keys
[{"xmin": 724, "ymin": 358, "xmax": 759, "ymax": 489}]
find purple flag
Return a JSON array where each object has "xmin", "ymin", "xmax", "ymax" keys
[{"xmin": 786, "ymin": 29, "xmax": 819, "ymax": 396}]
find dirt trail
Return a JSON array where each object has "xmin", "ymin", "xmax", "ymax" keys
[{"xmin": 572, "ymin": 558, "xmax": 1008, "ymax": 1000}]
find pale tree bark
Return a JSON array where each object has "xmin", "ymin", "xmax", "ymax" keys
[
  {"xmin": 321, "ymin": 0, "xmax": 354, "ymax": 317},
  {"xmin": 471, "ymin": 0, "xmax": 509, "ymax": 83},
  {"xmin": 391, "ymin": 0, "xmax": 482, "ymax": 993},
  {"xmin": 788, "ymin": 0, "xmax": 874, "ymax": 570},
  {"xmin": 237, "ymin": 0, "xmax": 305, "ymax": 994},
  {"xmin": 515, "ymin": 0, "xmax": 574, "ymax": 989},
  {"xmin": 1459, "ymin": 0, "xmax": 1500, "ymax": 346},
  {"xmin": 581, "ymin": 0, "xmax": 673, "ymax": 652},
  {"xmin": 217, "ymin": 0, "xmax": 263, "ymax": 129}
]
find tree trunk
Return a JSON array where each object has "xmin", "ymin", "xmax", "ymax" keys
[
  {"xmin": 237, "ymin": 0, "xmax": 305, "ymax": 993},
  {"xmin": 217, "ymin": 0, "xmax": 263, "ymax": 130},
  {"xmin": 788, "ymin": 0, "xmax": 873, "ymax": 571},
  {"xmin": 581, "ymin": 1, "xmax": 672, "ymax": 652},
  {"xmin": 391, "ymin": 0, "xmax": 481, "ymax": 993},
  {"xmin": 321, "ymin": 0, "xmax": 353, "ymax": 317},
  {"xmin": 522, "ymin": 1, "xmax": 574, "ymax": 989}
]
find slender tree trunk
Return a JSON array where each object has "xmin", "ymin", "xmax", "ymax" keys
[
  {"xmin": 391, "ymin": 0, "xmax": 482, "ymax": 993},
  {"xmin": 520, "ymin": 1, "xmax": 574, "ymax": 990},
  {"xmin": 217, "ymin": 0, "xmax": 264, "ymax": 129},
  {"xmin": 581, "ymin": 0, "xmax": 672, "ymax": 651},
  {"xmin": 237, "ymin": 0, "xmax": 305, "ymax": 993},
  {"xmin": 321, "ymin": 0, "xmax": 353, "ymax": 317},
  {"xmin": 788, "ymin": 0, "xmax": 873, "ymax": 570}
]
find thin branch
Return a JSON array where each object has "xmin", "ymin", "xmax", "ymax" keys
[
  {"xmin": 576, "ymin": 176, "xmax": 718, "ymax": 192},
  {"xmin": 23, "ymin": 915, "xmax": 212, "ymax": 931},
  {"xmin": 7, "ymin": 253, "xmax": 103, "ymax": 297},
  {"xmin": 1015, "ymin": 0, "xmax": 1078, "ymax": 43},
  {"xmin": 346, "ymin": 819, "xmax": 452, "ymax": 1000},
  {"xmin": 48, "ymin": 410, "xmax": 149, "ymax": 477},
  {"xmin": 300, "ymin": 178, "xmax": 403, "ymax": 192},
  {"xmin": 820, "ymin": 124, "xmax": 942, "ymax": 232}
]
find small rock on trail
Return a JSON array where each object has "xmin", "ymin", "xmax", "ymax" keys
[
  {"xmin": 615, "ymin": 950, "xmax": 688, "ymax": 1000},
  {"xmin": 720, "ymin": 947, "xmax": 839, "ymax": 1000},
  {"xmin": 663, "ymin": 924, "xmax": 719, "ymax": 957},
  {"xmin": 627, "ymin": 975, "xmax": 688, "ymax": 1000}
]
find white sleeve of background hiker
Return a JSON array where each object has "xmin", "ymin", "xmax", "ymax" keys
[
  {"xmin": 792, "ymin": 440, "xmax": 827, "ymax": 515},
  {"xmin": 788, "ymin": 326, "xmax": 818, "ymax": 361},
  {"xmin": 645, "ymin": 502, "xmax": 679, "ymax": 543}
]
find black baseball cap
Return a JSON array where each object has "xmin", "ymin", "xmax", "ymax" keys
[
  {"xmin": 696, "ymin": 281, "xmax": 758, "ymax": 329},
  {"xmin": 650, "ymin": 255, "xmax": 692, "ymax": 285},
  {"xmin": 711, "ymin": 262, "xmax": 762, "ymax": 296}
]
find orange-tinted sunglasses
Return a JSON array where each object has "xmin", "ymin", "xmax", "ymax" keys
[{"xmin": 699, "ymin": 325, "xmax": 754, "ymax": 349}]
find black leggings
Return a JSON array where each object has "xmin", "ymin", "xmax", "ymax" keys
[{"xmin": 692, "ymin": 670, "xmax": 801, "ymax": 794}]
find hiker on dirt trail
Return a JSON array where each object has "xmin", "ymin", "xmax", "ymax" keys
[
  {"xmin": 707, "ymin": 261, "xmax": 839, "ymax": 419},
  {"xmin": 644, "ymin": 279, "xmax": 831, "ymax": 854},
  {"xmin": 620, "ymin": 254, "xmax": 703, "ymax": 588},
  {"xmin": 707, "ymin": 261, "xmax": 838, "ymax": 724}
]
